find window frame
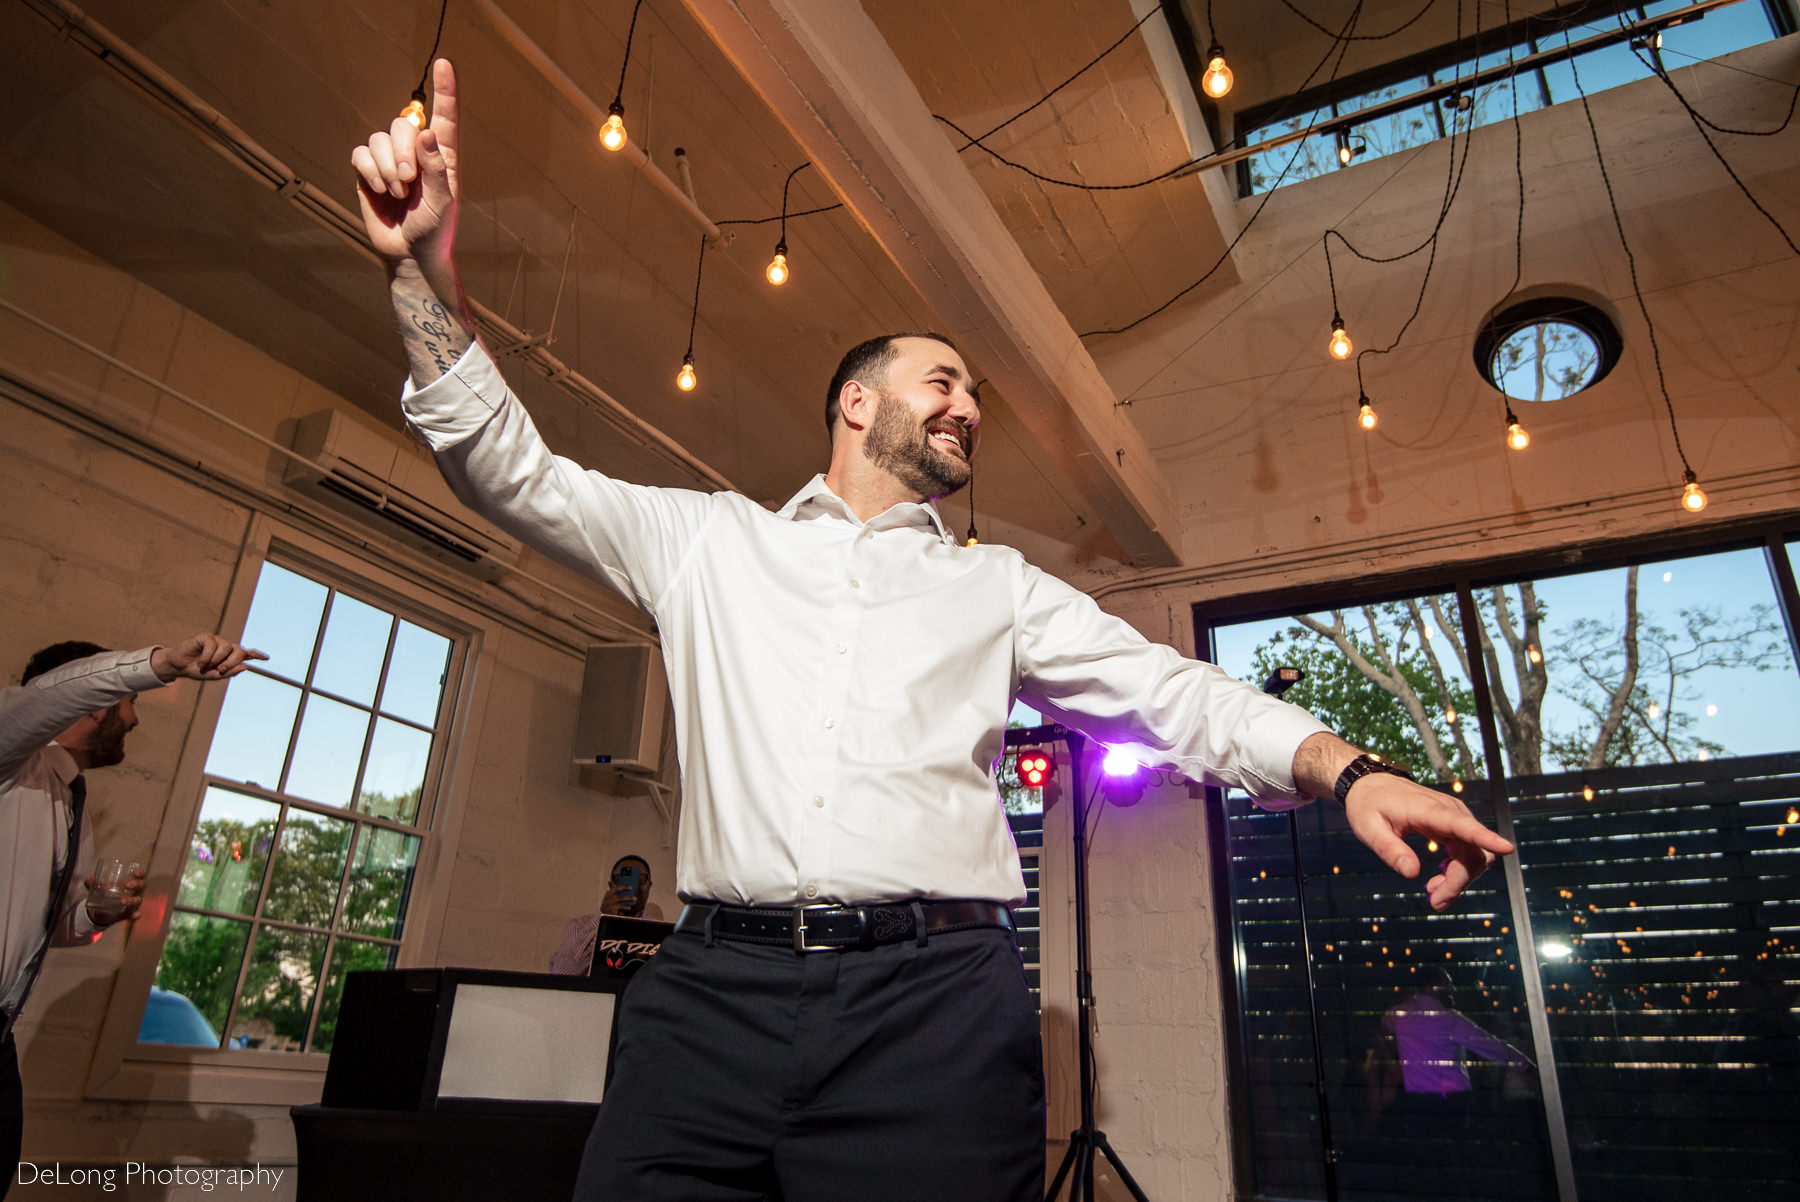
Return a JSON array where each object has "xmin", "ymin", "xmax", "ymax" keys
[
  {"xmin": 1196, "ymin": 510, "xmax": 1800, "ymax": 1201},
  {"xmin": 84, "ymin": 517, "xmax": 493, "ymax": 1105},
  {"xmin": 1232, "ymin": 0, "xmax": 1795, "ymax": 197}
]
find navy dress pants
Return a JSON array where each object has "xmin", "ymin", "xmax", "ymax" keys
[{"xmin": 574, "ymin": 925, "xmax": 1045, "ymax": 1201}]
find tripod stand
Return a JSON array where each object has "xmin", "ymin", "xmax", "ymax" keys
[{"xmin": 1040, "ymin": 730, "xmax": 1150, "ymax": 1202}]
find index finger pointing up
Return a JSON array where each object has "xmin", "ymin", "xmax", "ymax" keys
[{"xmin": 429, "ymin": 58, "xmax": 459, "ymax": 161}]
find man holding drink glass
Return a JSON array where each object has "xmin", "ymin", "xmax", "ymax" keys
[{"xmin": 0, "ymin": 634, "xmax": 261, "ymax": 1194}]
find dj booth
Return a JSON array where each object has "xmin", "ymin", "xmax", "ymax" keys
[{"xmin": 291, "ymin": 916, "xmax": 672, "ymax": 1201}]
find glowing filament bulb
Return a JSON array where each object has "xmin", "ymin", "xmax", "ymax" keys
[
  {"xmin": 676, "ymin": 354, "xmax": 696, "ymax": 392},
  {"xmin": 1328, "ymin": 317, "xmax": 1351, "ymax": 360},
  {"xmin": 1647, "ymin": 702, "xmax": 1660, "ymax": 720},
  {"xmin": 1507, "ymin": 419, "xmax": 1530, "ymax": 451},
  {"xmin": 1202, "ymin": 45, "xmax": 1233, "ymax": 98},
  {"xmin": 1358, "ymin": 398, "xmax": 1377, "ymax": 430},
  {"xmin": 1582, "ymin": 783, "xmax": 1596, "ymax": 802},
  {"xmin": 766, "ymin": 244, "xmax": 789, "ymax": 286},
  {"xmin": 1528, "ymin": 644, "xmax": 1542, "ymax": 663},
  {"xmin": 601, "ymin": 104, "xmax": 627, "ymax": 152},
  {"xmin": 1445, "ymin": 705, "xmax": 1458, "ymax": 724},
  {"xmin": 1451, "ymin": 778, "xmax": 1464, "ymax": 793},
  {"xmin": 1680, "ymin": 470, "xmax": 1707, "ymax": 512},
  {"xmin": 400, "ymin": 95, "xmax": 426, "ymax": 129},
  {"xmin": 965, "ymin": 535, "xmax": 980, "ymax": 548}
]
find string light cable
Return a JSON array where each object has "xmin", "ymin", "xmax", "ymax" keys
[
  {"xmin": 1335, "ymin": 0, "xmax": 1483, "ymax": 406},
  {"xmin": 1088, "ymin": 1, "xmax": 1375, "ymax": 341},
  {"xmin": 936, "ymin": 0, "xmax": 1435, "ymax": 194},
  {"xmin": 678, "ymin": 234, "xmax": 705, "ymax": 391},
  {"xmin": 601, "ymin": 0, "xmax": 646, "ymax": 150},
  {"xmin": 1563, "ymin": 26, "xmax": 1704, "ymax": 510},
  {"xmin": 765, "ymin": 162, "xmax": 814, "ymax": 285},
  {"xmin": 1622, "ymin": 17, "xmax": 1800, "ymax": 257},
  {"xmin": 400, "ymin": 0, "xmax": 451, "ymax": 127}
]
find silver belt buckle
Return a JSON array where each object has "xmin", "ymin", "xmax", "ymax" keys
[{"xmin": 793, "ymin": 903, "xmax": 866, "ymax": 952}]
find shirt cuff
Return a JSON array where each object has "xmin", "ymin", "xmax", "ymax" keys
[
  {"xmin": 70, "ymin": 896, "xmax": 100, "ymax": 940},
  {"xmin": 1240, "ymin": 705, "xmax": 1332, "ymax": 810},
  {"xmin": 399, "ymin": 341, "xmax": 508, "ymax": 452},
  {"xmin": 120, "ymin": 647, "xmax": 171, "ymax": 693}
]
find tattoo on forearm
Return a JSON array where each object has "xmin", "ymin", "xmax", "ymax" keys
[{"xmin": 390, "ymin": 274, "xmax": 475, "ymax": 389}]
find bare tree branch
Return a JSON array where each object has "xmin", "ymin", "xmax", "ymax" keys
[{"xmin": 1586, "ymin": 565, "xmax": 1640, "ymax": 769}]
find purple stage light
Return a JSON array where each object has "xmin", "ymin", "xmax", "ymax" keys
[{"xmin": 1101, "ymin": 746, "xmax": 1140, "ymax": 777}]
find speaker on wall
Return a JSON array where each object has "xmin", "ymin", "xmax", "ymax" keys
[{"xmin": 573, "ymin": 643, "xmax": 668, "ymax": 778}]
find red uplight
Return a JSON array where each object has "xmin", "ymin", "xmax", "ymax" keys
[{"xmin": 1017, "ymin": 749, "xmax": 1052, "ymax": 789}]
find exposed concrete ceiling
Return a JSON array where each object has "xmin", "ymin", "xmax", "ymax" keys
[{"xmin": 3, "ymin": 0, "xmax": 1795, "ymax": 582}]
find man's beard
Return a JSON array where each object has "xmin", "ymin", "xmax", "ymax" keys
[
  {"xmin": 88, "ymin": 706, "xmax": 130, "ymax": 768},
  {"xmin": 862, "ymin": 391, "xmax": 972, "ymax": 499}
]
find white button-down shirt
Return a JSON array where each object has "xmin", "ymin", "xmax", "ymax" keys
[{"xmin": 404, "ymin": 345, "xmax": 1327, "ymax": 906}]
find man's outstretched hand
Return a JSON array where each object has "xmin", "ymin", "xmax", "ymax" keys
[
  {"xmin": 1341, "ymin": 773, "xmax": 1515, "ymax": 911},
  {"xmin": 150, "ymin": 635, "xmax": 266, "ymax": 682},
  {"xmin": 351, "ymin": 57, "xmax": 460, "ymax": 269},
  {"xmin": 1293, "ymin": 732, "xmax": 1514, "ymax": 911}
]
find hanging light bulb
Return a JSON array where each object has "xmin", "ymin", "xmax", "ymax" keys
[
  {"xmin": 1505, "ymin": 406, "xmax": 1530, "ymax": 450},
  {"xmin": 1452, "ymin": 777, "xmax": 1464, "ymax": 794},
  {"xmin": 1647, "ymin": 702, "xmax": 1661, "ymax": 720},
  {"xmin": 1680, "ymin": 469, "xmax": 1707, "ymax": 512},
  {"xmin": 600, "ymin": 101, "xmax": 627, "ymax": 152},
  {"xmin": 1202, "ymin": 44, "xmax": 1233, "ymax": 98},
  {"xmin": 1357, "ymin": 394, "xmax": 1377, "ymax": 430},
  {"xmin": 766, "ymin": 240, "xmax": 789, "ymax": 286},
  {"xmin": 1582, "ymin": 782, "xmax": 1596, "ymax": 802},
  {"xmin": 1329, "ymin": 315, "xmax": 1352, "ymax": 360},
  {"xmin": 676, "ymin": 353, "xmax": 696, "ymax": 392},
  {"xmin": 400, "ymin": 88, "xmax": 428, "ymax": 129},
  {"xmin": 1528, "ymin": 643, "xmax": 1543, "ymax": 664},
  {"xmin": 1445, "ymin": 704, "xmax": 1459, "ymax": 724}
]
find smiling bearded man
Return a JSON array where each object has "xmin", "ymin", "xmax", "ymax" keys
[{"xmin": 862, "ymin": 383, "xmax": 973, "ymax": 499}]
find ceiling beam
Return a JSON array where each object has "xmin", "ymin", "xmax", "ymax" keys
[{"xmin": 684, "ymin": 0, "xmax": 1185, "ymax": 567}]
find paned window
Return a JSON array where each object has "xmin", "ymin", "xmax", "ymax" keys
[
  {"xmin": 1238, "ymin": 1, "xmax": 1786, "ymax": 195},
  {"xmin": 1201, "ymin": 532, "xmax": 1800, "ymax": 1200},
  {"xmin": 140, "ymin": 561, "xmax": 459, "ymax": 1055}
]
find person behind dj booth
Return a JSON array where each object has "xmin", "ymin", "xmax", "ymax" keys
[
  {"xmin": 548, "ymin": 855, "xmax": 660, "ymax": 975},
  {"xmin": 352, "ymin": 60, "xmax": 1517, "ymax": 1202}
]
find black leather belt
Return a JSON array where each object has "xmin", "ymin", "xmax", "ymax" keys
[{"xmin": 674, "ymin": 900, "xmax": 1013, "ymax": 952}]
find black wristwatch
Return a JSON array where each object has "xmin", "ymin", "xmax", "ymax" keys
[{"xmin": 1332, "ymin": 753, "xmax": 1414, "ymax": 805}]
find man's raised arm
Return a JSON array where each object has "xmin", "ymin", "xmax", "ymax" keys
[{"xmin": 350, "ymin": 58, "xmax": 474, "ymax": 390}]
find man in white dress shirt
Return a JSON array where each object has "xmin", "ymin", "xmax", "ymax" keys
[{"xmin": 351, "ymin": 61, "xmax": 1515, "ymax": 1201}]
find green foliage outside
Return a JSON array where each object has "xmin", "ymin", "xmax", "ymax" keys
[
  {"xmin": 153, "ymin": 793, "xmax": 418, "ymax": 1053},
  {"xmin": 1241, "ymin": 569, "xmax": 1788, "ymax": 780}
]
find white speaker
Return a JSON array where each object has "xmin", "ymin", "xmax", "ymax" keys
[{"xmin": 572, "ymin": 643, "xmax": 668, "ymax": 778}]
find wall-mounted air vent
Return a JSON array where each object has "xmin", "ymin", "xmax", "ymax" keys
[{"xmin": 284, "ymin": 409, "xmax": 522, "ymax": 582}]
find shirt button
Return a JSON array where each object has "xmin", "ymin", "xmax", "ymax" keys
[
  {"xmin": 804, "ymin": 883, "xmax": 819, "ymax": 898},
  {"xmin": 849, "ymin": 578, "xmax": 860, "ymax": 589},
  {"xmin": 812, "ymin": 795, "xmax": 825, "ymax": 808},
  {"xmin": 835, "ymin": 643, "xmax": 847, "ymax": 655},
  {"xmin": 823, "ymin": 717, "xmax": 836, "ymax": 729}
]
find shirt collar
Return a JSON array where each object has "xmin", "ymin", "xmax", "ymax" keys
[{"xmin": 775, "ymin": 474, "xmax": 957, "ymax": 545}]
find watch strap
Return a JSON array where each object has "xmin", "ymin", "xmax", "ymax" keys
[{"xmin": 1332, "ymin": 753, "xmax": 1414, "ymax": 805}]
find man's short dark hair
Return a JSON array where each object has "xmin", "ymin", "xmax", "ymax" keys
[
  {"xmin": 824, "ymin": 332, "xmax": 961, "ymax": 438},
  {"xmin": 22, "ymin": 641, "xmax": 108, "ymax": 686}
]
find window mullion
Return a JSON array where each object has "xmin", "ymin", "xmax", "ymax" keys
[{"xmin": 1455, "ymin": 580, "xmax": 1581, "ymax": 1202}]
